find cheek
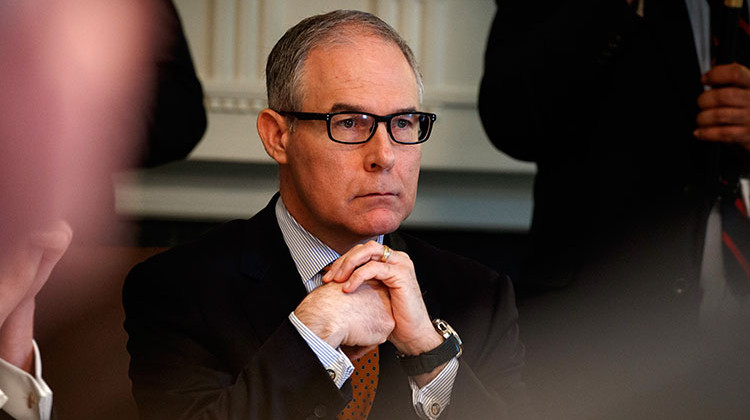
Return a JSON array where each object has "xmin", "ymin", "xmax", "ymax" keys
[{"xmin": 399, "ymin": 150, "xmax": 422, "ymax": 193}]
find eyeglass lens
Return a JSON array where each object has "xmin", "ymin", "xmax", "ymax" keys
[{"xmin": 329, "ymin": 113, "xmax": 431, "ymax": 144}]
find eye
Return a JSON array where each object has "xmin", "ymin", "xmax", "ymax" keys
[
  {"xmin": 332, "ymin": 114, "xmax": 367, "ymax": 130},
  {"xmin": 393, "ymin": 115, "xmax": 416, "ymax": 130},
  {"xmin": 395, "ymin": 118, "xmax": 411, "ymax": 129},
  {"xmin": 339, "ymin": 118, "xmax": 356, "ymax": 129}
]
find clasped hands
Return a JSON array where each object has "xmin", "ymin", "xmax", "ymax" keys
[
  {"xmin": 294, "ymin": 241, "xmax": 443, "ymax": 365},
  {"xmin": 695, "ymin": 63, "xmax": 750, "ymax": 152}
]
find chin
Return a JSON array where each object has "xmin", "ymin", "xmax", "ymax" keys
[{"xmin": 356, "ymin": 209, "xmax": 408, "ymax": 236}]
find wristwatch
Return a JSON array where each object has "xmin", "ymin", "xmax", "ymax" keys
[{"xmin": 397, "ymin": 319, "xmax": 463, "ymax": 376}]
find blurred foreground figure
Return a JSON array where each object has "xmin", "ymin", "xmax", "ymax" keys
[
  {"xmin": 0, "ymin": 1, "xmax": 155, "ymax": 418},
  {"xmin": 479, "ymin": 0, "xmax": 750, "ymax": 418}
]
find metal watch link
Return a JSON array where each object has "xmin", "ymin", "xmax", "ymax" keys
[{"xmin": 397, "ymin": 319, "xmax": 463, "ymax": 376}]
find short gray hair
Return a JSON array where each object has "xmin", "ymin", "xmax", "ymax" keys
[{"xmin": 265, "ymin": 9, "xmax": 424, "ymax": 112}]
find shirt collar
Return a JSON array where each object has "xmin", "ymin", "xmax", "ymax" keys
[{"xmin": 275, "ymin": 196, "xmax": 383, "ymax": 291}]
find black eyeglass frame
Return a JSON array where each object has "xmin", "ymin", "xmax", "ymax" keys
[{"xmin": 278, "ymin": 110, "xmax": 437, "ymax": 145}]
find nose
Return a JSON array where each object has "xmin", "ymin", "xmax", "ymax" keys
[{"xmin": 364, "ymin": 121, "xmax": 396, "ymax": 171}]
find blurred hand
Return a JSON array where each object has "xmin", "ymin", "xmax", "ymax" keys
[
  {"xmin": 0, "ymin": 220, "xmax": 73, "ymax": 328},
  {"xmin": 695, "ymin": 63, "xmax": 750, "ymax": 152}
]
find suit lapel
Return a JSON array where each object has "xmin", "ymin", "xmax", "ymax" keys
[{"xmin": 234, "ymin": 196, "xmax": 308, "ymax": 343}]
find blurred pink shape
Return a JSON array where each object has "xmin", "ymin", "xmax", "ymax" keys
[{"xmin": 0, "ymin": 0, "xmax": 157, "ymax": 247}]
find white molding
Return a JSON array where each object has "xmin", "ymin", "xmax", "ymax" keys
[
  {"xmin": 372, "ymin": 0, "xmax": 399, "ymax": 27},
  {"xmin": 211, "ymin": 0, "xmax": 237, "ymax": 81},
  {"xmin": 420, "ymin": 0, "xmax": 447, "ymax": 86},
  {"xmin": 202, "ymin": 84, "xmax": 479, "ymax": 114},
  {"xmin": 236, "ymin": 0, "xmax": 261, "ymax": 82}
]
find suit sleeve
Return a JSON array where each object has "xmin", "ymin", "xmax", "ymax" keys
[
  {"xmin": 439, "ymin": 272, "xmax": 535, "ymax": 420},
  {"xmin": 402, "ymin": 232, "xmax": 537, "ymax": 419},
  {"xmin": 478, "ymin": 0, "xmax": 640, "ymax": 163},
  {"xmin": 122, "ymin": 260, "xmax": 350, "ymax": 420}
]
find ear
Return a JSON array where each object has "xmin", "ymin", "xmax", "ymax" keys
[{"xmin": 257, "ymin": 108, "xmax": 291, "ymax": 164}]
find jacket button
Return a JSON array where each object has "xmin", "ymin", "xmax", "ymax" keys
[
  {"xmin": 314, "ymin": 404, "xmax": 327, "ymax": 418},
  {"xmin": 673, "ymin": 278, "xmax": 688, "ymax": 295}
]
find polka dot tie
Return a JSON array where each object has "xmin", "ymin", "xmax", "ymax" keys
[{"xmin": 337, "ymin": 347, "xmax": 379, "ymax": 420}]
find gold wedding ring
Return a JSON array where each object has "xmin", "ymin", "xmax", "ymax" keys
[{"xmin": 381, "ymin": 245, "xmax": 392, "ymax": 263}]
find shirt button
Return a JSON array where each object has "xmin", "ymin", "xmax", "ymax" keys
[
  {"xmin": 28, "ymin": 393, "xmax": 38, "ymax": 408},
  {"xmin": 430, "ymin": 402, "xmax": 442, "ymax": 416},
  {"xmin": 326, "ymin": 369, "xmax": 336, "ymax": 380}
]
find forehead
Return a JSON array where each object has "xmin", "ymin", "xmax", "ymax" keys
[{"xmin": 299, "ymin": 34, "xmax": 419, "ymax": 112}]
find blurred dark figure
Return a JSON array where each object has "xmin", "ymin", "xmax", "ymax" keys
[
  {"xmin": 142, "ymin": 0, "xmax": 207, "ymax": 168},
  {"xmin": 480, "ymin": 0, "xmax": 750, "ymax": 418}
]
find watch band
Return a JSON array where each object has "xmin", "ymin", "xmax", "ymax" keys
[{"xmin": 397, "ymin": 319, "xmax": 462, "ymax": 376}]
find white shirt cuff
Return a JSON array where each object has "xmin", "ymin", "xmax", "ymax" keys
[
  {"xmin": 0, "ymin": 340, "xmax": 53, "ymax": 420},
  {"xmin": 409, "ymin": 357, "xmax": 459, "ymax": 419},
  {"xmin": 288, "ymin": 312, "xmax": 354, "ymax": 389}
]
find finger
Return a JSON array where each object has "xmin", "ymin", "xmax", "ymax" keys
[
  {"xmin": 28, "ymin": 220, "xmax": 73, "ymax": 265},
  {"xmin": 343, "ymin": 261, "xmax": 412, "ymax": 293},
  {"xmin": 694, "ymin": 125, "xmax": 750, "ymax": 149},
  {"xmin": 324, "ymin": 241, "xmax": 391, "ymax": 283},
  {"xmin": 341, "ymin": 262, "xmax": 394, "ymax": 293},
  {"xmin": 337, "ymin": 250, "xmax": 406, "ymax": 291},
  {"xmin": 698, "ymin": 87, "xmax": 750, "ymax": 109},
  {"xmin": 322, "ymin": 243, "xmax": 370, "ymax": 283},
  {"xmin": 25, "ymin": 221, "xmax": 73, "ymax": 299},
  {"xmin": 696, "ymin": 107, "xmax": 750, "ymax": 128},
  {"xmin": 702, "ymin": 63, "xmax": 750, "ymax": 89}
]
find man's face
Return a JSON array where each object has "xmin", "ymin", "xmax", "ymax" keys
[{"xmin": 280, "ymin": 34, "xmax": 422, "ymax": 252}]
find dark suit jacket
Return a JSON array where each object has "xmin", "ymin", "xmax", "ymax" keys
[{"xmin": 123, "ymin": 196, "xmax": 531, "ymax": 419}]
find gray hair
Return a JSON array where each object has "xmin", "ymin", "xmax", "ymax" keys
[{"xmin": 265, "ymin": 9, "xmax": 424, "ymax": 112}]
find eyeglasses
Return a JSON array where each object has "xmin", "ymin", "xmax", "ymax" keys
[{"xmin": 279, "ymin": 111, "xmax": 437, "ymax": 145}]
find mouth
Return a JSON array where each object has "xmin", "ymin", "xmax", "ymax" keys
[{"xmin": 358, "ymin": 192, "xmax": 398, "ymax": 198}]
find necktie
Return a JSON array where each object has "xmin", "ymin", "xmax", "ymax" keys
[
  {"xmin": 709, "ymin": 0, "xmax": 750, "ymax": 65},
  {"xmin": 709, "ymin": 0, "xmax": 750, "ymax": 295},
  {"xmin": 720, "ymin": 181, "xmax": 750, "ymax": 294},
  {"xmin": 337, "ymin": 348, "xmax": 379, "ymax": 420}
]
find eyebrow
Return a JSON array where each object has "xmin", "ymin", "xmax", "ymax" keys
[{"xmin": 329, "ymin": 103, "xmax": 418, "ymax": 114}]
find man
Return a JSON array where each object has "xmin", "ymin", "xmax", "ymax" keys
[
  {"xmin": 124, "ymin": 10, "xmax": 530, "ymax": 420},
  {"xmin": 479, "ymin": 0, "xmax": 750, "ymax": 418}
]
